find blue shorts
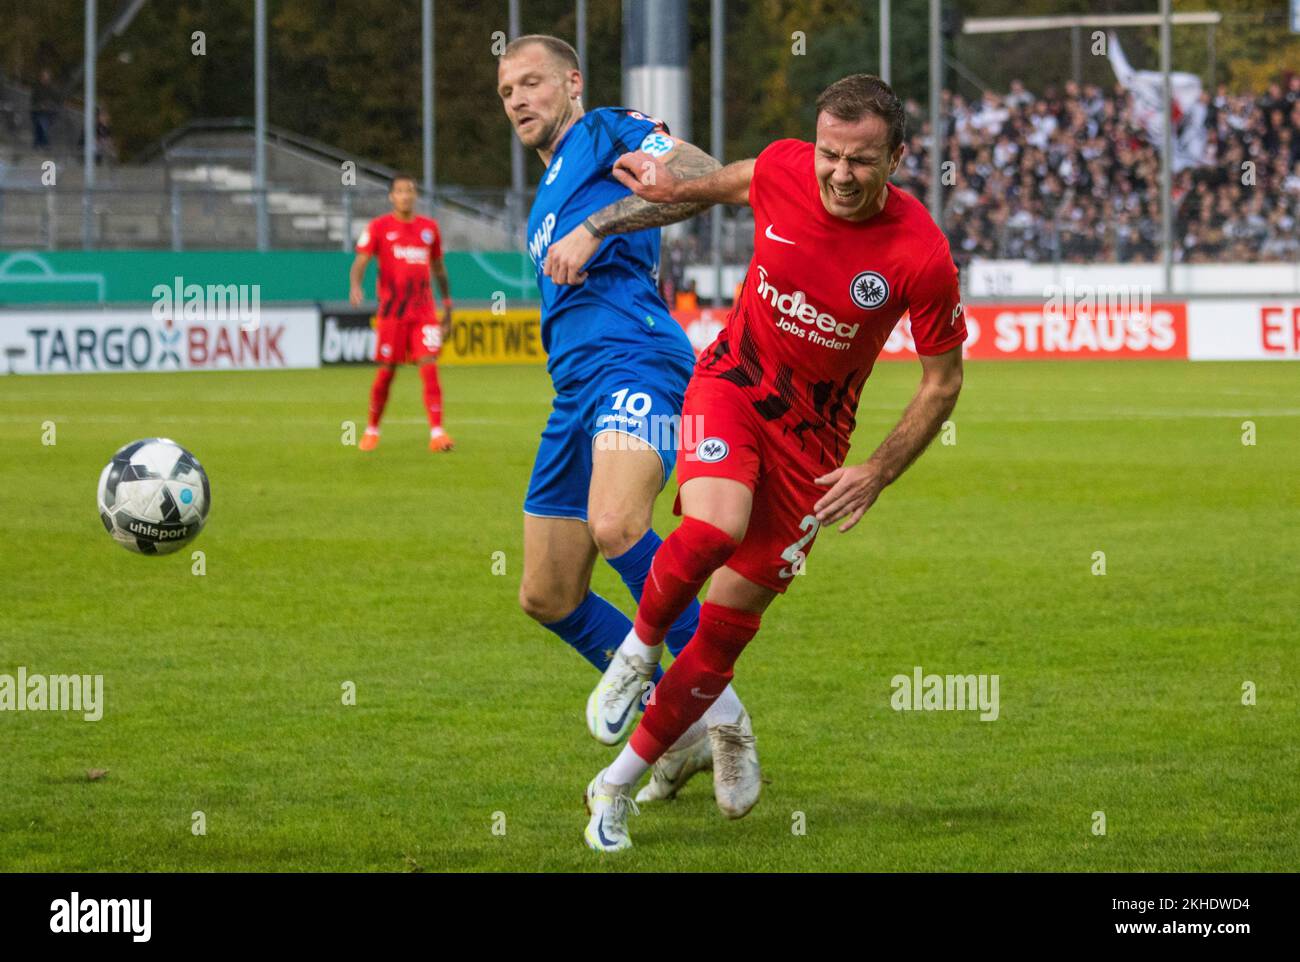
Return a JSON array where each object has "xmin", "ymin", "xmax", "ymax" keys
[{"xmin": 524, "ymin": 353, "xmax": 693, "ymax": 522}]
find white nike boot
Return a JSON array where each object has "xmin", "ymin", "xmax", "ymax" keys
[
  {"xmin": 586, "ymin": 630, "xmax": 661, "ymax": 745},
  {"xmin": 709, "ymin": 709, "xmax": 761, "ymax": 819},
  {"xmin": 635, "ymin": 730, "xmax": 713, "ymax": 803},
  {"xmin": 583, "ymin": 768, "xmax": 640, "ymax": 852}
]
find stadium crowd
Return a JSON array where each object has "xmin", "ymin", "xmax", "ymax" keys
[
  {"xmin": 662, "ymin": 71, "xmax": 1300, "ymax": 296},
  {"xmin": 892, "ymin": 74, "xmax": 1300, "ymax": 265}
]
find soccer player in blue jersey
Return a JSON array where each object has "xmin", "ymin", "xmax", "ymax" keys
[{"xmin": 497, "ymin": 35, "xmax": 761, "ymax": 815}]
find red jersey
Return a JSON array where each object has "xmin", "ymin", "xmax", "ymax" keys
[
  {"xmin": 697, "ymin": 139, "xmax": 966, "ymax": 466},
  {"xmin": 356, "ymin": 213, "xmax": 442, "ymax": 323}
]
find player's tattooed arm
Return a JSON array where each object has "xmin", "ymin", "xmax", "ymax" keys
[
  {"xmin": 586, "ymin": 141, "xmax": 726, "ymax": 235},
  {"xmin": 813, "ymin": 346, "xmax": 964, "ymax": 532},
  {"xmin": 611, "ymin": 151, "xmax": 755, "ymax": 210},
  {"xmin": 544, "ymin": 141, "xmax": 733, "ymax": 286}
]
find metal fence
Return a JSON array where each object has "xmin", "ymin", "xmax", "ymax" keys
[{"xmin": 0, "ymin": 185, "xmax": 540, "ymax": 253}]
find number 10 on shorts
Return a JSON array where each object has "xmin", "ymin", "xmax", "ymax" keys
[{"xmin": 610, "ymin": 388, "xmax": 653, "ymax": 418}]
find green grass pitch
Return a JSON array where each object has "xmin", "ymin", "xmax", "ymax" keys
[{"xmin": 1, "ymin": 359, "xmax": 1296, "ymax": 871}]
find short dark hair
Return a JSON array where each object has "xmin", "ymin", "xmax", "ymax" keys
[
  {"xmin": 502, "ymin": 34, "xmax": 580, "ymax": 74},
  {"xmin": 389, "ymin": 173, "xmax": 417, "ymax": 191},
  {"xmin": 815, "ymin": 74, "xmax": 905, "ymax": 152}
]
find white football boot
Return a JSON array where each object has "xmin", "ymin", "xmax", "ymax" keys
[
  {"xmin": 635, "ymin": 731, "xmax": 713, "ymax": 804},
  {"xmin": 709, "ymin": 709, "xmax": 761, "ymax": 819},
  {"xmin": 583, "ymin": 768, "xmax": 640, "ymax": 852},
  {"xmin": 586, "ymin": 635, "xmax": 661, "ymax": 745}
]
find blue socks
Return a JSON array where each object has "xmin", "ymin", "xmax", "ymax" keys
[
  {"xmin": 540, "ymin": 531, "xmax": 701, "ymax": 685},
  {"xmin": 541, "ymin": 592, "xmax": 632, "ymax": 672},
  {"xmin": 606, "ymin": 528, "xmax": 700, "ymax": 658}
]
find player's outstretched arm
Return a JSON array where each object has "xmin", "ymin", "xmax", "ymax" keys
[
  {"xmin": 812, "ymin": 345, "xmax": 963, "ymax": 532},
  {"xmin": 588, "ymin": 141, "xmax": 736, "ymax": 236},
  {"xmin": 607, "ymin": 147, "xmax": 754, "ymax": 218},
  {"xmin": 543, "ymin": 140, "xmax": 746, "ymax": 286}
]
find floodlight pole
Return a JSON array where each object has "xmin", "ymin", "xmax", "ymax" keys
[
  {"xmin": 1160, "ymin": 0, "xmax": 1173, "ymax": 294},
  {"xmin": 880, "ymin": 0, "xmax": 891, "ymax": 83},
  {"xmin": 83, "ymin": 0, "xmax": 96, "ymax": 249},
  {"xmin": 577, "ymin": 0, "xmax": 588, "ymax": 77},
  {"xmin": 509, "ymin": 0, "xmax": 523, "ymax": 195},
  {"xmin": 422, "ymin": 0, "xmax": 435, "ymax": 204},
  {"xmin": 254, "ymin": 0, "xmax": 268, "ymax": 251},
  {"xmin": 711, "ymin": 0, "xmax": 724, "ymax": 306},
  {"xmin": 928, "ymin": 0, "xmax": 942, "ymax": 226},
  {"xmin": 508, "ymin": 0, "xmax": 524, "ymax": 241}
]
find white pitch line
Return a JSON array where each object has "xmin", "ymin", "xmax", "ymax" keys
[{"xmin": 3, "ymin": 411, "xmax": 1296, "ymax": 427}]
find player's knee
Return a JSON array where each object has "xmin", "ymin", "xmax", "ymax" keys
[
  {"xmin": 675, "ymin": 515, "xmax": 743, "ymax": 569},
  {"xmin": 699, "ymin": 512, "xmax": 746, "ymax": 544},
  {"xmin": 588, "ymin": 510, "xmax": 649, "ymax": 559},
  {"xmin": 517, "ymin": 580, "xmax": 579, "ymax": 625}
]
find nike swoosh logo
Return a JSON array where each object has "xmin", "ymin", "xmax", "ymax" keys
[
  {"xmin": 690, "ymin": 687, "xmax": 720, "ymax": 699},
  {"xmin": 765, "ymin": 224, "xmax": 795, "ymax": 245},
  {"xmin": 605, "ymin": 698, "xmax": 636, "ymax": 734},
  {"xmin": 597, "ymin": 815, "xmax": 617, "ymax": 847}
]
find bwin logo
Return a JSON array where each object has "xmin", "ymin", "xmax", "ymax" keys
[{"xmin": 696, "ymin": 437, "xmax": 729, "ymax": 463}]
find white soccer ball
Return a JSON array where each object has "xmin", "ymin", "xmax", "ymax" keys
[{"xmin": 97, "ymin": 438, "xmax": 210, "ymax": 555}]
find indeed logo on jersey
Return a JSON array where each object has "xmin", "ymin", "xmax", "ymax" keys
[
  {"xmin": 391, "ymin": 244, "xmax": 431, "ymax": 265},
  {"xmin": 528, "ymin": 212, "xmax": 557, "ymax": 267},
  {"xmin": 755, "ymin": 265, "xmax": 860, "ymax": 349}
]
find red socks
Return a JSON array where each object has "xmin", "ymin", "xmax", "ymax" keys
[
  {"xmin": 368, "ymin": 366, "xmax": 396, "ymax": 429},
  {"xmin": 367, "ymin": 364, "xmax": 444, "ymax": 432},
  {"xmin": 631, "ymin": 601, "xmax": 762, "ymax": 761},
  {"xmin": 633, "ymin": 517, "xmax": 739, "ymax": 646},
  {"xmin": 420, "ymin": 362, "xmax": 443, "ymax": 430}
]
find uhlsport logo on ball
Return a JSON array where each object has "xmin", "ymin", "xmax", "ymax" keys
[{"xmin": 96, "ymin": 438, "xmax": 211, "ymax": 555}]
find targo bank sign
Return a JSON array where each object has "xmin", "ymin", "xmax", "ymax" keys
[{"xmin": 0, "ymin": 307, "xmax": 320, "ymax": 374}]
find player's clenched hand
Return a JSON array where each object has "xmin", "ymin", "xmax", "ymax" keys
[
  {"xmin": 543, "ymin": 224, "xmax": 601, "ymax": 286},
  {"xmin": 349, "ymin": 282, "xmax": 364, "ymax": 307},
  {"xmin": 611, "ymin": 150, "xmax": 678, "ymax": 203},
  {"xmin": 813, "ymin": 463, "xmax": 885, "ymax": 533}
]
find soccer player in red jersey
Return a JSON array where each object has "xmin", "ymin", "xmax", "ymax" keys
[
  {"xmin": 570, "ymin": 74, "xmax": 968, "ymax": 850},
  {"xmin": 349, "ymin": 174, "xmax": 455, "ymax": 452}
]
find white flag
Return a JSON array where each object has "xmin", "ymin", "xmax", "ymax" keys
[{"xmin": 1108, "ymin": 33, "xmax": 1208, "ymax": 172}]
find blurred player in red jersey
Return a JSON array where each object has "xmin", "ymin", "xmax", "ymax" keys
[
  {"xmin": 567, "ymin": 74, "xmax": 967, "ymax": 850},
  {"xmin": 349, "ymin": 174, "xmax": 455, "ymax": 452}
]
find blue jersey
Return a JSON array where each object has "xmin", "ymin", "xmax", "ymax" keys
[{"xmin": 525, "ymin": 106, "xmax": 695, "ymax": 390}]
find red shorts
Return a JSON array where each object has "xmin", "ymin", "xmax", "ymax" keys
[
  {"xmin": 675, "ymin": 374, "xmax": 832, "ymax": 594},
  {"xmin": 374, "ymin": 317, "xmax": 441, "ymax": 364}
]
